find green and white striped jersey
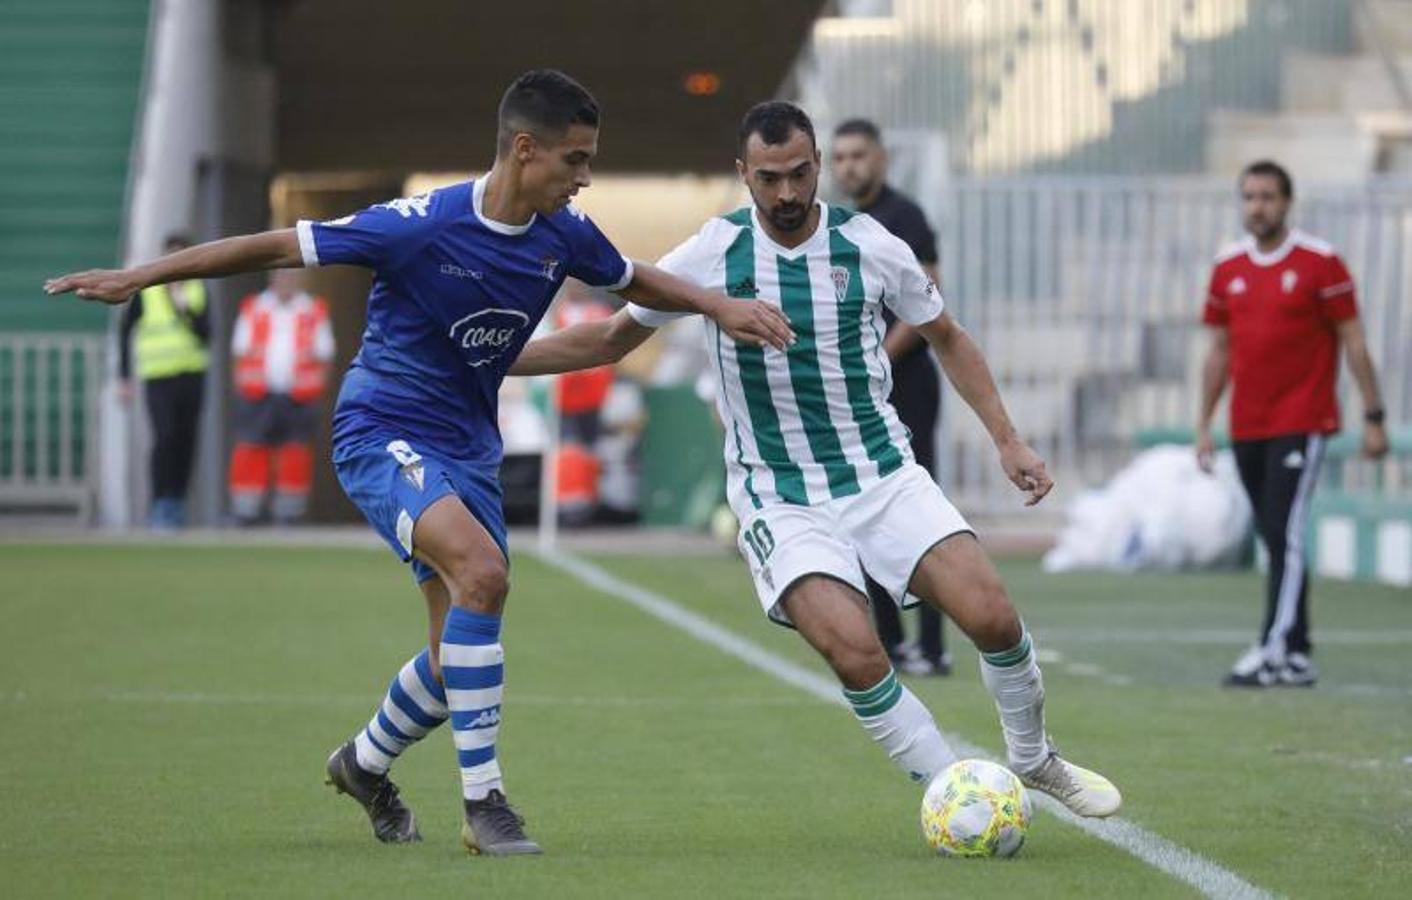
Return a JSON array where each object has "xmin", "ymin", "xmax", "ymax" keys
[{"xmin": 627, "ymin": 202, "xmax": 944, "ymax": 512}]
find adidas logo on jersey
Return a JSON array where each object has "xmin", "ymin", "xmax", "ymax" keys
[{"xmin": 728, "ymin": 277, "xmax": 756, "ymax": 297}]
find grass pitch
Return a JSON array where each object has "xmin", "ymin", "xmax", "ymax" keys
[{"xmin": 1, "ymin": 542, "xmax": 1408, "ymax": 898}]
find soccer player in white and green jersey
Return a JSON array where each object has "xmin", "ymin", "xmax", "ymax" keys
[{"xmin": 512, "ymin": 102, "xmax": 1121, "ymax": 817}]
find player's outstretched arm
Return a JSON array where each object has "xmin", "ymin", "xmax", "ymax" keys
[
  {"xmin": 509, "ymin": 309, "xmax": 656, "ymax": 377},
  {"xmin": 620, "ymin": 261, "xmax": 795, "ymax": 351},
  {"xmin": 916, "ymin": 312, "xmax": 1053, "ymax": 506},
  {"xmin": 45, "ymin": 229, "xmax": 304, "ymax": 304}
]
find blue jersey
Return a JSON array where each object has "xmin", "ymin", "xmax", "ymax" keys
[{"xmin": 296, "ymin": 178, "xmax": 632, "ymax": 467}]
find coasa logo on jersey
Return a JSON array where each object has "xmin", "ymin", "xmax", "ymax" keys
[{"xmin": 448, "ymin": 308, "xmax": 530, "ymax": 367}]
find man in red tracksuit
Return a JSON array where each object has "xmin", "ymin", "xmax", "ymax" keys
[
  {"xmin": 1197, "ymin": 160, "xmax": 1389, "ymax": 688},
  {"xmin": 228, "ymin": 270, "xmax": 336, "ymax": 524}
]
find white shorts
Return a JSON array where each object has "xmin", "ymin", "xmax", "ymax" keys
[{"xmin": 734, "ymin": 464, "xmax": 972, "ymax": 627}]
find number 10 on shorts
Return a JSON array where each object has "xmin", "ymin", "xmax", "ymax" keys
[{"xmin": 742, "ymin": 519, "xmax": 776, "ymax": 567}]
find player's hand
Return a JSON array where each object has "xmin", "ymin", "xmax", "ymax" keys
[
  {"xmin": 1363, "ymin": 422, "xmax": 1390, "ymax": 460},
  {"xmin": 1195, "ymin": 428, "xmax": 1216, "ymax": 473},
  {"xmin": 998, "ymin": 438, "xmax": 1053, "ymax": 506},
  {"xmin": 713, "ymin": 298, "xmax": 795, "ymax": 351},
  {"xmin": 44, "ymin": 268, "xmax": 143, "ymax": 304}
]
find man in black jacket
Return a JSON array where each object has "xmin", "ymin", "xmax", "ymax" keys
[{"xmin": 831, "ymin": 119, "xmax": 950, "ymax": 676}]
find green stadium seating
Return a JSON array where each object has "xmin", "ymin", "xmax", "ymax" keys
[
  {"xmin": 0, "ymin": 0, "xmax": 149, "ymax": 334},
  {"xmin": 0, "ymin": 0, "xmax": 148, "ymax": 514}
]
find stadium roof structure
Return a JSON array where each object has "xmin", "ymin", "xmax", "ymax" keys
[{"xmin": 273, "ymin": 0, "xmax": 826, "ymax": 174}]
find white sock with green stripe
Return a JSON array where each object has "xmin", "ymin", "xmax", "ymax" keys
[
  {"xmin": 843, "ymin": 669, "xmax": 956, "ymax": 784},
  {"xmin": 979, "ymin": 629, "xmax": 1049, "ymax": 774}
]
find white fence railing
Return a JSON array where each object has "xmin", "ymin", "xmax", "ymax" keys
[
  {"xmin": 938, "ymin": 178, "xmax": 1411, "ymax": 515},
  {"xmin": 0, "ymin": 333, "xmax": 104, "ymax": 521}
]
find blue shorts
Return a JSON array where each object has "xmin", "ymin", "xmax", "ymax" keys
[{"xmin": 334, "ymin": 437, "xmax": 508, "ymax": 584}]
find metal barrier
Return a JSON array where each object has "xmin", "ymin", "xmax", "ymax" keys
[
  {"xmin": 0, "ymin": 333, "xmax": 104, "ymax": 521},
  {"xmin": 938, "ymin": 177, "xmax": 1411, "ymax": 514}
]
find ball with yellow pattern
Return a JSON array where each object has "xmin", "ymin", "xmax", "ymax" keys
[{"xmin": 920, "ymin": 758, "xmax": 1033, "ymax": 858}]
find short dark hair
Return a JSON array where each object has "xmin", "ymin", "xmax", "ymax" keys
[
  {"xmin": 738, "ymin": 101, "xmax": 816, "ymax": 158},
  {"xmin": 497, "ymin": 69, "xmax": 600, "ymax": 154},
  {"xmin": 1240, "ymin": 159, "xmax": 1293, "ymax": 199},
  {"xmin": 833, "ymin": 118, "xmax": 881, "ymax": 143}
]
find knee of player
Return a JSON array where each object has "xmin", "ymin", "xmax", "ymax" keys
[
  {"xmin": 973, "ymin": 593, "xmax": 1023, "ymax": 650},
  {"xmin": 446, "ymin": 554, "xmax": 509, "ymax": 608},
  {"xmin": 826, "ymin": 637, "xmax": 892, "ymax": 688}
]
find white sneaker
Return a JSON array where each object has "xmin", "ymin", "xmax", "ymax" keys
[
  {"xmin": 1229, "ymin": 644, "xmax": 1267, "ymax": 678},
  {"xmin": 1277, "ymin": 653, "xmax": 1319, "ymax": 687},
  {"xmin": 1019, "ymin": 744, "xmax": 1122, "ymax": 818}
]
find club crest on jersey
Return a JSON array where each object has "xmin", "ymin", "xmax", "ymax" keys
[
  {"xmin": 540, "ymin": 256, "xmax": 561, "ymax": 281},
  {"xmin": 1228, "ymin": 276, "xmax": 1247, "ymax": 295},
  {"xmin": 1282, "ymin": 270, "xmax": 1299, "ymax": 293},
  {"xmin": 448, "ymin": 307, "xmax": 531, "ymax": 367},
  {"xmin": 830, "ymin": 266, "xmax": 851, "ymax": 302}
]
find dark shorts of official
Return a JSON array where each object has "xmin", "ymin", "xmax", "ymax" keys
[
  {"xmin": 234, "ymin": 393, "xmax": 318, "ymax": 445},
  {"xmin": 334, "ymin": 436, "xmax": 507, "ymax": 585}
]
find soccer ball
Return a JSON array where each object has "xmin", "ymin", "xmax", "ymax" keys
[{"xmin": 920, "ymin": 759, "xmax": 1032, "ymax": 858}]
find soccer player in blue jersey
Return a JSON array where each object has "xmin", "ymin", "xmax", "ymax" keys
[{"xmin": 46, "ymin": 70, "xmax": 794, "ymax": 856}]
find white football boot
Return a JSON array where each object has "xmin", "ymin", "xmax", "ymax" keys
[{"xmin": 1018, "ymin": 738, "xmax": 1122, "ymax": 818}]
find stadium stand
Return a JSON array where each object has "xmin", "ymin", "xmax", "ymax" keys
[{"xmin": 0, "ymin": 0, "xmax": 149, "ymax": 515}]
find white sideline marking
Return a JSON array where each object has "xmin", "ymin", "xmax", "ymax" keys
[
  {"xmin": 539, "ymin": 549, "xmax": 1276, "ymax": 900},
  {"xmin": 1036, "ymin": 648, "xmax": 1133, "ymax": 687},
  {"xmin": 1034, "ymin": 627, "xmax": 1412, "ymax": 646}
]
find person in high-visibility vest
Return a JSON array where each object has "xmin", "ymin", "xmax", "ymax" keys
[
  {"xmin": 228, "ymin": 269, "xmax": 336, "ymax": 525},
  {"xmin": 117, "ymin": 234, "xmax": 209, "ymax": 529}
]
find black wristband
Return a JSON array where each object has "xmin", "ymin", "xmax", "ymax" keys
[{"xmin": 1365, "ymin": 408, "xmax": 1386, "ymax": 425}]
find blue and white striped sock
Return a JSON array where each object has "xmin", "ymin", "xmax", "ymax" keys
[
  {"xmin": 440, "ymin": 607, "xmax": 505, "ymax": 801},
  {"xmin": 353, "ymin": 649, "xmax": 446, "ymax": 774},
  {"xmin": 353, "ymin": 648, "xmax": 449, "ymax": 775}
]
